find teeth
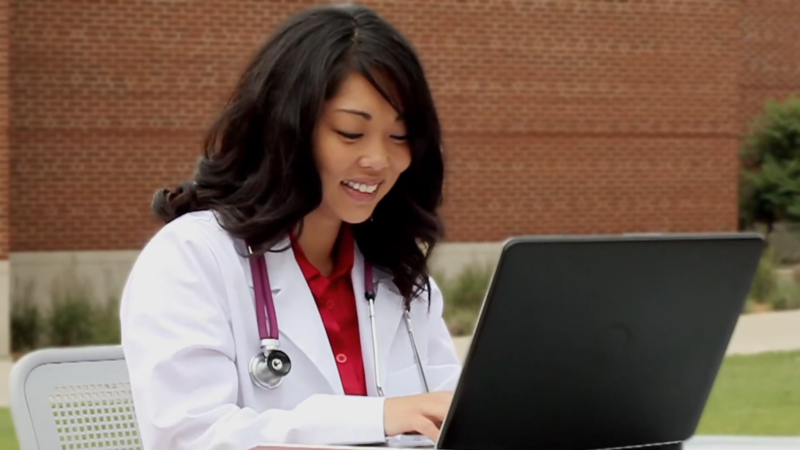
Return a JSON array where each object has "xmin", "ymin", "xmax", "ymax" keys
[{"xmin": 342, "ymin": 180, "xmax": 378, "ymax": 194}]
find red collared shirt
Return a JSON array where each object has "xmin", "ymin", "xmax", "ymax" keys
[{"xmin": 291, "ymin": 226, "xmax": 368, "ymax": 396}]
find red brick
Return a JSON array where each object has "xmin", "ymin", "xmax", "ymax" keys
[
  {"xmin": 3, "ymin": 0, "xmax": 768, "ymax": 250},
  {"xmin": 0, "ymin": 0, "xmax": 8, "ymax": 259},
  {"xmin": 740, "ymin": 0, "xmax": 800, "ymax": 130}
]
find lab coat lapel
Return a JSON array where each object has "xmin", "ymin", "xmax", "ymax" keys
[
  {"xmin": 352, "ymin": 248, "xmax": 404, "ymax": 396},
  {"xmin": 248, "ymin": 238, "xmax": 344, "ymax": 395}
]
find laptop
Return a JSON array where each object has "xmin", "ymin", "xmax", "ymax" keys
[{"xmin": 424, "ymin": 232, "xmax": 764, "ymax": 450}]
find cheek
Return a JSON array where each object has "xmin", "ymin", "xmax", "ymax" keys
[
  {"xmin": 392, "ymin": 146, "xmax": 413, "ymax": 174},
  {"xmin": 314, "ymin": 136, "xmax": 351, "ymax": 184}
]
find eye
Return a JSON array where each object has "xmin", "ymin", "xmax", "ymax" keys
[
  {"xmin": 390, "ymin": 134, "xmax": 408, "ymax": 142},
  {"xmin": 335, "ymin": 130, "xmax": 363, "ymax": 140}
]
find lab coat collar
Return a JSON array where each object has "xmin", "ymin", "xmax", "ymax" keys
[{"xmin": 242, "ymin": 236, "xmax": 405, "ymax": 396}]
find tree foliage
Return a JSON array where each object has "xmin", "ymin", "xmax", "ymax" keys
[{"xmin": 739, "ymin": 96, "xmax": 800, "ymax": 231}]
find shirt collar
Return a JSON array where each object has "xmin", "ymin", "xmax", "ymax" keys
[{"xmin": 291, "ymin": 224, "xmax": 355, "ymax": 281}]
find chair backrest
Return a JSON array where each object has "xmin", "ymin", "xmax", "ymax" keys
[{"xmin": 9, "ymin": 345, "xmax": 142, "ymax": 450}]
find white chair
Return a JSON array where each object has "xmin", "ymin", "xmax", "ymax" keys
[{"xmin": 9, "ymin": 345, "xmax": 142, "ymax": 450}]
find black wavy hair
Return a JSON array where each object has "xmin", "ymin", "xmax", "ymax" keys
[{"xmin": 152, "ymin": 4, "xmax": 445, "ymax": 306}]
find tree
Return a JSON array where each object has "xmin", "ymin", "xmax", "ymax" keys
[{"xmin": 739, "ymin": 95, "xmax": 800, "ymax": 233}]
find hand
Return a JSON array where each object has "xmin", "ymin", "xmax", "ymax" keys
[{"xmin": 383, "ymin": 391, "xmax": 454, "ymax": 442}]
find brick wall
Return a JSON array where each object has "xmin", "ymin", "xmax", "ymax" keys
[
  {"xmin": 0, "ymin": 0, "xmax": 8, "ymax": 259},
  {"xmin": 740, "ymin": 0, "xmax": 800, "ymax": 130},
  {"xmin": 10, "ymin": 0, "xmax": 744, "ymax": 251}
]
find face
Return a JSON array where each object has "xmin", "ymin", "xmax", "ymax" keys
[{"xmin": 311, "ymin": 72, "xmax": 412, "ymax": 224}]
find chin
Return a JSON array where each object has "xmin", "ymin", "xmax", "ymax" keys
[
  {"xmin": 340, "ymin": 212, "xmax": 373, "ymax": 225},
  {"xmin": 337, "ymin": 205, "xmax": 376, "ymax": 225}
]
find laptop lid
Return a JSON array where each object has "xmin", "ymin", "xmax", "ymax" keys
[{"xmin": 437, "ymin": 233, "xmax": 765, "ymax": 450}]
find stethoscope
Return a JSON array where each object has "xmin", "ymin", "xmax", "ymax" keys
[{"xmin": 247, "ymin": 247, "xmax": 430, "ymax": 396}]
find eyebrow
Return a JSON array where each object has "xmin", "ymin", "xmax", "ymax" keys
[
  {"xmin": 336, "ymin": 109, "xmax": 372, "ymax": 120},
  {"xmin": 335, "ymin": 108, "xmax": 404, "ymax": 121}
]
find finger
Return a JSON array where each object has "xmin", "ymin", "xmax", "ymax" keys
[
  {"xmin": 420, "ymin": 399, "xmax": 450, "ymax": 424},
  {"xmin": 427, "ymin": 390, "xmax": 453, "ymax": 398},
  {"xmin": 412, "ymin": 416, "xmax": 441, "ymax": 442},
  {"xmin": 431, "ymin": 391, "xmax": 454, "ymax": 404}
]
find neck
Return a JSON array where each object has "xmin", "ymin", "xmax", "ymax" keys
[{"xmin": 295, "ymin": 208, "xmax": 342, "ymax": 277}]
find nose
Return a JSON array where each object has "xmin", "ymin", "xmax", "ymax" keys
[{"xmin": 359, "ymin": 141, "xmax": 390, "ymax": 171}]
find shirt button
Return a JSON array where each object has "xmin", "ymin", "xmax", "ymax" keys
[
  {"xmin": 326, "ymin": 300, "xmax": 334, "ymax": 310},
  {"xmin": 336, "ymin": 353, "xmax": 347, "ymax": 364}
]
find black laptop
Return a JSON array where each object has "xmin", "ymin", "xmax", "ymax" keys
[{"xmin": 431, "ymin": 232, "xmax": 765, "ymax": 450}]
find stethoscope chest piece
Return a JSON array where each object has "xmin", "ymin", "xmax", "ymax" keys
[
  {"xmin": 245, "ymin": 246, "xmax": 427, "ymax": 394},
  {"xmin": 249, "ymin": 345, "xmax": 292, "ymax": 390}
]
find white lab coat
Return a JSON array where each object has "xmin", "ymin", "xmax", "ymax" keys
[{"xmin": 120, "ymin": 210, "xmax": 462, "ymax": 450}]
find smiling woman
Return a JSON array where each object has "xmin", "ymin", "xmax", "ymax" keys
[
  {"xmin": 309, "ymin": 73, "xmax": 413, "ymax": 242},
  {"xmin": 119, "ymin": 4, "xmax": 461, "ymax": 450},
  {"xmin": 151, "ymin": 5, "xmax": 444, "ymax": 300}
]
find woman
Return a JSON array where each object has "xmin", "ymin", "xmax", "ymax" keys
[{"xmin": 119, "ymin": 4, "xmax": 462, "ymax": 450}]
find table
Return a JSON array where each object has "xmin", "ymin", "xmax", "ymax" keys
[
  {"xmin": 253, "ymin": 435, "xmax": 800, "ymax": 450},
  {"xmin": 684, "ymin": 435, "xmax": 800, "ymax": 450}
]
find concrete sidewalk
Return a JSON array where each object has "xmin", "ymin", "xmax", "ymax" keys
[
  {"xmin": 451, "ymin": 310, "xmax": 800, "ymax": 362},
  {"xmin": 2, "ymin": 310, "xmax": 800, "ymax": 409},
  {"xmin": 0, "ymin": 359, "xmax": 11, "ymax": 409}
]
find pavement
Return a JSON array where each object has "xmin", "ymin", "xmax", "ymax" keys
[
  {"xmin": 451, "ymin": 310, "xmax": 800, "ymax": 362},
  {"xmin": 0, "ymin": 359, "xmax": 10, "ymax": 408},
  {"xmin": 3, "ymin": 310, "xmax": 800, "ymax": 409}
]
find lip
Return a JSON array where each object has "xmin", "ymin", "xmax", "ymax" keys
[
  {"xmin": 341, "ymin": 180, "xmax": 382, "ymax": 203},
  {"xmin": 342, "ymin": 178, "xmax": 383, "ymax": 185}
]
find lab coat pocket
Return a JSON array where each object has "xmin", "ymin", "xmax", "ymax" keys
[{"xmin": 384, "ymin": 363, "xmax": 430, "ymax": 398}]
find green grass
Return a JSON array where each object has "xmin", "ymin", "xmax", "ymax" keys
[
  {"xmin": 0, "ymin": 351, "xmax": 797, "ymax": 448},
  {"xmin": 696, "ymin": 350, "xmax": 800, "ymax": 436},
  {"xmin": 0, "ymin": 408, "xmax": 19, "ymax": 450}
]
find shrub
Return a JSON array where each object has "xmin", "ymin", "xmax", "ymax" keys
[
  {"xmin": 10, "ymin": 272, "xmax": 122, "ymax": 353},
  {"xmin": 47, "ymin": 289, "xmax": 99, "ymax": 347},
  {"xmin": 740, "ymin": 96, "xmax": 800, "ymax": 168},
  {"xmin": 769, "ymin": 281, "xmax": 800, "ymax": 311},
  {"xmin": 742, "ymin": 245, "xmax": 800, "ymax": 312},
  {"xmin": 739, "ymin": 95, "xmax": 800, "ymax": 231},
  {"xmin": 91, "ymin": 297, "xmax": 122, "ymax": 345},
  {"xmin": 748, "ymin": 246, "xmax": 779, "ymax": 304},
  {"xmin": 47, "ymin": 294, "xmax": 122, "ymax": 347},
  {"xmin": 45, "ymin": 271, "xmax": 122, "ymax": 347},
  {"xmin": 11, "ymin": 280, "xmax": 43, "ymax": 353},
  {"xmin": 436, "ymin": 262, "xmax": 495, "ymax": 336}
]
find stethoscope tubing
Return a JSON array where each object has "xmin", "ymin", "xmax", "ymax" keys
[
  {"xmin": 251, "ymin": 246, "xmax": 279, "ymax": 341},
  {"xmin": 403, "ymin": 309, "xmax": 430, "ymax": 393},
  {"xmin": 249, "ymin": 247, "xmax": 429, "ymax": 395}
]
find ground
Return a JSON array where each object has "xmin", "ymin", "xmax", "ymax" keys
[
  {"xmin": 697, "ymin": 350, "xmax": 800, "ymax": 436},
  {"xmin": 0, "ymin": 408, "xmax": 17, "ymax": 449}
]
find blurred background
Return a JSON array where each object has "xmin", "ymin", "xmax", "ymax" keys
[{"xmin": 2, "ymin": 0, "xmax": 800, "ymax": 447}]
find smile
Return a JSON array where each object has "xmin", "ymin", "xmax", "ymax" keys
[
  {"xmin": 340, "ymin": 180, "xmax": 382, "ymax": 202},
  {"xmin": 341, "ymin": 180, "xmax": 380, "ymax": 194}
]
